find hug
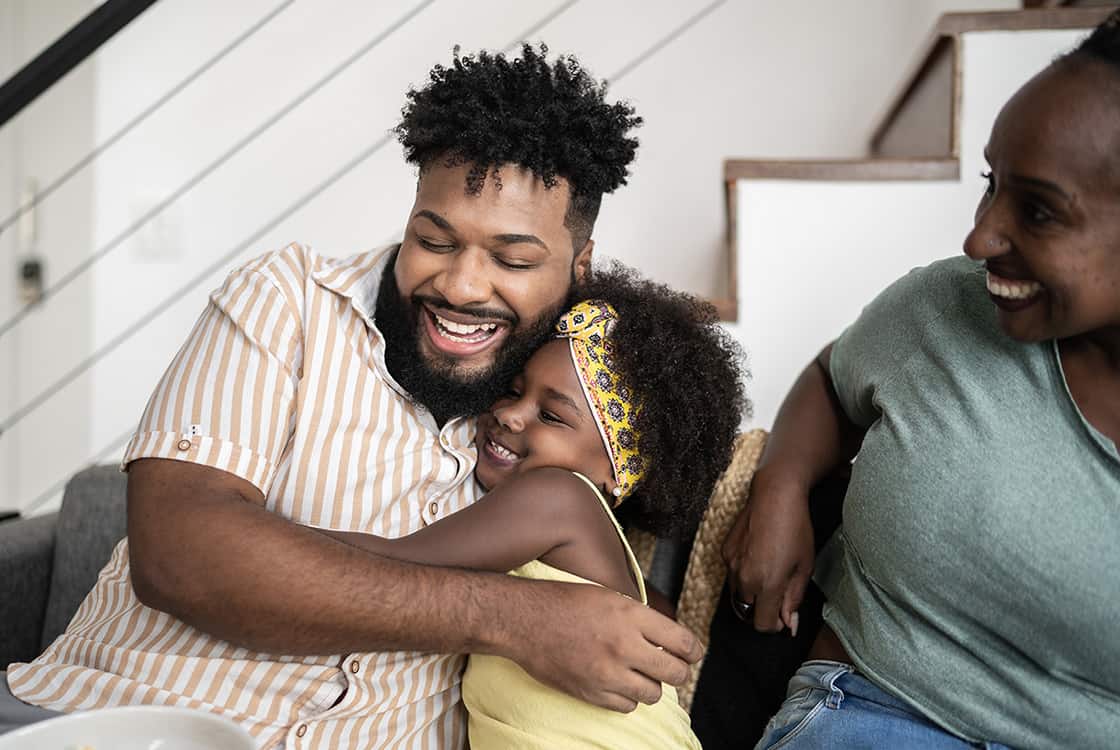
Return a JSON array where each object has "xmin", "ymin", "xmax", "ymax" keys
[{"xmin": 2, "ymin": 8, "xmax": 1118, "ymax": 750}]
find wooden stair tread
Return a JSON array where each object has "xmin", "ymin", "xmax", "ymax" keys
[{"xmin": 870, "ymin": 7, "xmax": 1115, "ymax": 157}]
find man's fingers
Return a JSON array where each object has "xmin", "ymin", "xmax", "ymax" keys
[
  {"xmin": 640, "ymin": 610, "xmax": 703, "ymax": 666},
  {"xmin": 583, "ymin": 667, "xmax": 662, "ymax": 712},
  {"xmin": 590, "ymin": 692, "xmax": 640, "ymax": 714},
  {"xmin": 622, "ymin": 671, "xmax": 664, "ymax": 706},
  {"xmin": 632, "ymin": 638, "xmax": 692, "ymax": 687}
]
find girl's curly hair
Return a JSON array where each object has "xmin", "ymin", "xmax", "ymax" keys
[
  {"xmin": 394, "ymin": 43, "xmax": 641, "ymax": 249},
  {"xmin": 571, "ymin": 263, "xmax": 750, "ymax": 540}
]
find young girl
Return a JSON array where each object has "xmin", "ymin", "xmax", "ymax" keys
[{"xmin": 325, "ymin": 264, "xmax": 747, "ymax": 748}]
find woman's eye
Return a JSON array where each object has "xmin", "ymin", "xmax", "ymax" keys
[
  {"xmin": 980, "ymin": 170, "xmax": 995, "ymax": 196},
  {"xmin": 1022, "ymin": 201, "xmax": 1054, "ymax": 226}
]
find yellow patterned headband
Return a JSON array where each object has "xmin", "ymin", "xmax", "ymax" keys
[{"xmin": 555, "ymin": 300, "xmax": 646, "ymax": 504}]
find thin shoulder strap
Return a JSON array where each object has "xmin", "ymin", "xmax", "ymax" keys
[{"xmin": 569, "ymin": 472, "xmax": 648, "ymax": 605}]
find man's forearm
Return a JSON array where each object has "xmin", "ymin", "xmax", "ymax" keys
[
  {"xmin": 127, "ymin": 459, "xmax": 702, "ymax": 710},
  {"xmin": 127, "ymin": 460, "xmax": 523, "ymax": 656}
]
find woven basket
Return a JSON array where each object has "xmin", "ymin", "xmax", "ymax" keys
[
  {"xmin": 675, "ymin": 429, "xmax": 768, "ymax": 710},
  {"xmin": 623, "ymin": 430, "xmax": 768, "ymax": 710}
]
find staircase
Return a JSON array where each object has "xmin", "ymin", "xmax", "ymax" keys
[{"xmin": 723, "ymin": 7, "xmax": 1116, "ymax": 428}]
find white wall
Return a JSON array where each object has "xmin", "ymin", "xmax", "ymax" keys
[
  {"xmin": 0, "ymin": 0, "xmax": 95, "ymax": 513},
  {"xmin": 735, "ymin": 28, "xmax": 1087, "ymax": 429},
  {"xmin": 0, "ymin": 0, "xmax": 1028, "ymax": 513}
]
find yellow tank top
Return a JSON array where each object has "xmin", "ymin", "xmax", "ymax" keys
[{"xmin": 462, "ymin": 472, "xmax": 703, "ymax": 749}]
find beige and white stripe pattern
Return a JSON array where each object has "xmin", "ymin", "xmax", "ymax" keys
[{"xmin": 8, "ymin": 243, "xmax": 482, "ymax": 749}]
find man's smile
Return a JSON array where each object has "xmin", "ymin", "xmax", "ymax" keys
[{"xmin": 420, "ymin": 303, "xmax": 512, "ymax": 358}]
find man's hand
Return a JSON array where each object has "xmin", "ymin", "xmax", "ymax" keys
[
  {"xmin": 722, "ymin": 471, "xmax": 815, "ymax": 634},
  {"xmin": 498, "ymin": 581, "xmax": 702, "ymax": 713}
]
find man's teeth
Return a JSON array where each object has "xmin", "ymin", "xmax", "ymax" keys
[
  {"xmin": 434, "ymin": 314, "xmax": 498, "ymax": 342},
  {"xmin": 986, "ymin": 273, "xmax": 1043, "ymax": 301},
  {"xmin": 488, "ymin": 440, "xmax": 519, "ymax": 460}
]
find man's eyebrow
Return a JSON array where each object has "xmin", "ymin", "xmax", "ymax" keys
[
  {"xmin": 1008, "ymin": 174, "xmax": 1072, "ymax": 204},
  {"xmin": 545, "ymin": 387, "xmax": 585, "ymax": 420},
  {"xmin": 493, "ymin": 233, "xmax": 549, "ymax": 251},
  {"xmin": 413, "ymin": 209, "xmax": 454, "ymax": 232}
]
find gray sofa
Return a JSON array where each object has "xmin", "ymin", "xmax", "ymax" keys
[{"xmin": 0, "ymin": 466, "xmax": 127, "ymax": 669}]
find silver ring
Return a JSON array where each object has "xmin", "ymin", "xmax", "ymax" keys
[{"xmin": 732, "ymin": 597, "xmax": 753, "ymax": 621}]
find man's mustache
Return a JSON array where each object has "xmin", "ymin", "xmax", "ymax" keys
[{"xmin": 412, "ymin": 294, "xmax": 518, "ymax": 326}]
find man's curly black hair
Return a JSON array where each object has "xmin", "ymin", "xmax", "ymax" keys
[
  {"xmin": 394, "ymin": 43, "xmax": 641, "ymax": 251},
  {"xmin": 570, "ymin": 263, "xmax": 750, "ymax": 540}
]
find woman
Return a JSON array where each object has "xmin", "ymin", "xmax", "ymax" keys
[{"xmin": 723, "ymin": 12, "xmax": 1120, "ymax": 750}]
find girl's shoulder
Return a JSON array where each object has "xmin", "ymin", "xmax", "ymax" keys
[{"xmin": 499, "ymin": 469, "xmax": 642, "ymax": 600}]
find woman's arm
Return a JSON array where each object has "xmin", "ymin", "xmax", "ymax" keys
[
  {"xmin": 319, "ymin": 467, "xmax": 613, "ymax": 575},
  {"xmin": 721, "ymin": 343, "xmax": 866, "ymax": 633}
]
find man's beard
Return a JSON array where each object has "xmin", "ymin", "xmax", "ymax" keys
[{"xmin": 374, "ymin": 259, "xmax": 565, "ymax": 425}]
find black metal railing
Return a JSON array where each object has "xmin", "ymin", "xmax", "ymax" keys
[
  {"xmin": 3, "ymin": 0, "xmax": 729, "ymax": 515},
  {"xmin": 0, "ymin": 0, "xmax": 159, "ymax": 129}
]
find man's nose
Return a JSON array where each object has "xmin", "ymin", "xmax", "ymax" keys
[{"xmin": 432, "ymin": 248, "xmax": 492, "ymax": 308}]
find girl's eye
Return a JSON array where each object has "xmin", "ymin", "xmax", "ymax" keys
[{"xmin": 539, "ymin": 410, "xmax": 563, "ymax": 425}]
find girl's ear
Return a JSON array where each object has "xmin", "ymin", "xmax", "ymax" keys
[{"xmin": 602, "ymin": 479, "xmax": 623, "ymax": 506}]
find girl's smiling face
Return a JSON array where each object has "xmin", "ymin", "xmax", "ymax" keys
[{"xmin": 474, "ymin": 339, "xmax": 616, "ymax": 494}]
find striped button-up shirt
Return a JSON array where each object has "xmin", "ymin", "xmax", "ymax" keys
[{"xmin": 8, "ymin": 243, "xmax": 483, "ymax": 749}]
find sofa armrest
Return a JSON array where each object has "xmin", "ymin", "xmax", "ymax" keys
[{"xmin": 0, "ymin": 513, "xmax": 57, "ymax": 667}]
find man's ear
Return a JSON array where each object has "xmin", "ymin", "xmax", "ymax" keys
[{"xmin": 573, "ymin": 239, "xmax": 594, "ymax": 282}]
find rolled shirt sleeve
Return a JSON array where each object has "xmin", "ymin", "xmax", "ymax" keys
[{"xmin": 122, "ymin": 252, "xmax": 305, "ymax": 496}]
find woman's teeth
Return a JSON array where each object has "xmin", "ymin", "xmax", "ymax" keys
[
  {"xmin": 986, "ymin": 272, "xmax": 1043, "ymax": 301},
  {"xmin": 488, "ymin": 439, "xmax": 519, "ymax": 461},
  {"xmin": 434, "ymin": 313, "xmax": 499, "ymax": 343}
]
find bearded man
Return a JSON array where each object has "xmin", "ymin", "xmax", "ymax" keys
[{"xmin": 3, "ymin": 44, "xmax": 701, "ymax": 749}]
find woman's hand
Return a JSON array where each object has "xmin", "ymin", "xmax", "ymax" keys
[{"xmin": 722, "ymin": 470, "xmax": 815, "ymax": 634}]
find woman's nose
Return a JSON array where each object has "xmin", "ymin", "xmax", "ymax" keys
[
  {"xmin": 964, "ymin": 225, "xmax": 1012, "ymax": 261},
  {"xmin": 963, "ymin": 200, "xmax": 1012, "ymax": 261}
]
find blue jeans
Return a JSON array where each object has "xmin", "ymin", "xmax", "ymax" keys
[{"xmin": 754, "ymin": 661, "xmax": 1013, "ymax": 750}]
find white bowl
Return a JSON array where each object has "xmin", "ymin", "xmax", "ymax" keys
[{"xmin": 0, "ymin": 705, "xmax": 255, "ymax": 750}]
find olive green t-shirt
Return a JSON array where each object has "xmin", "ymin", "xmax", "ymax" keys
[{"xmin": 818, "ymin": 256, "xmax": 1120, "ymax": 750}]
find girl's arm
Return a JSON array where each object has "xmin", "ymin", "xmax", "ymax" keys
[{"xmin": 318, "ymin": 467, "xmax": 614, "ymax": 575}]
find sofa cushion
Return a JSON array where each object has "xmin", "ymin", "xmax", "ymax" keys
[
  {"xmin": 40, "ymin": 465, "xmax": 128, "ymax": 649},
  {"xmin": 0, "ymin": 513, "xmax": 56, "ymax": 667}
]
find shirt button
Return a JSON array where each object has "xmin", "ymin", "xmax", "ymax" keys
[
  {"xmin": 349, "ymin": 659, "xmax": 360, "ymax": 674},
  {"xmin": 440, "ymin": 435, "xmax": 449, "ymax": 447},
  {"xmin": 428, "ymin": 501, "xmax": 439, "ymax": 515},
  {"xmin": 296, "ymin": 724, "xmax": 308, "ymax": 737},
  {"xmin": 176, "ymin": 439, "xmax": 192, "ymax": 451}
]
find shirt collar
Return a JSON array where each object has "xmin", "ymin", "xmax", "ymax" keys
[
  {"xmin": 310, "ymin": 243, "xmax": 472, "ymax": 436},
  {"xmin": 310, "ymin": 243, "xmax": 398, "ymax": 329}
]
